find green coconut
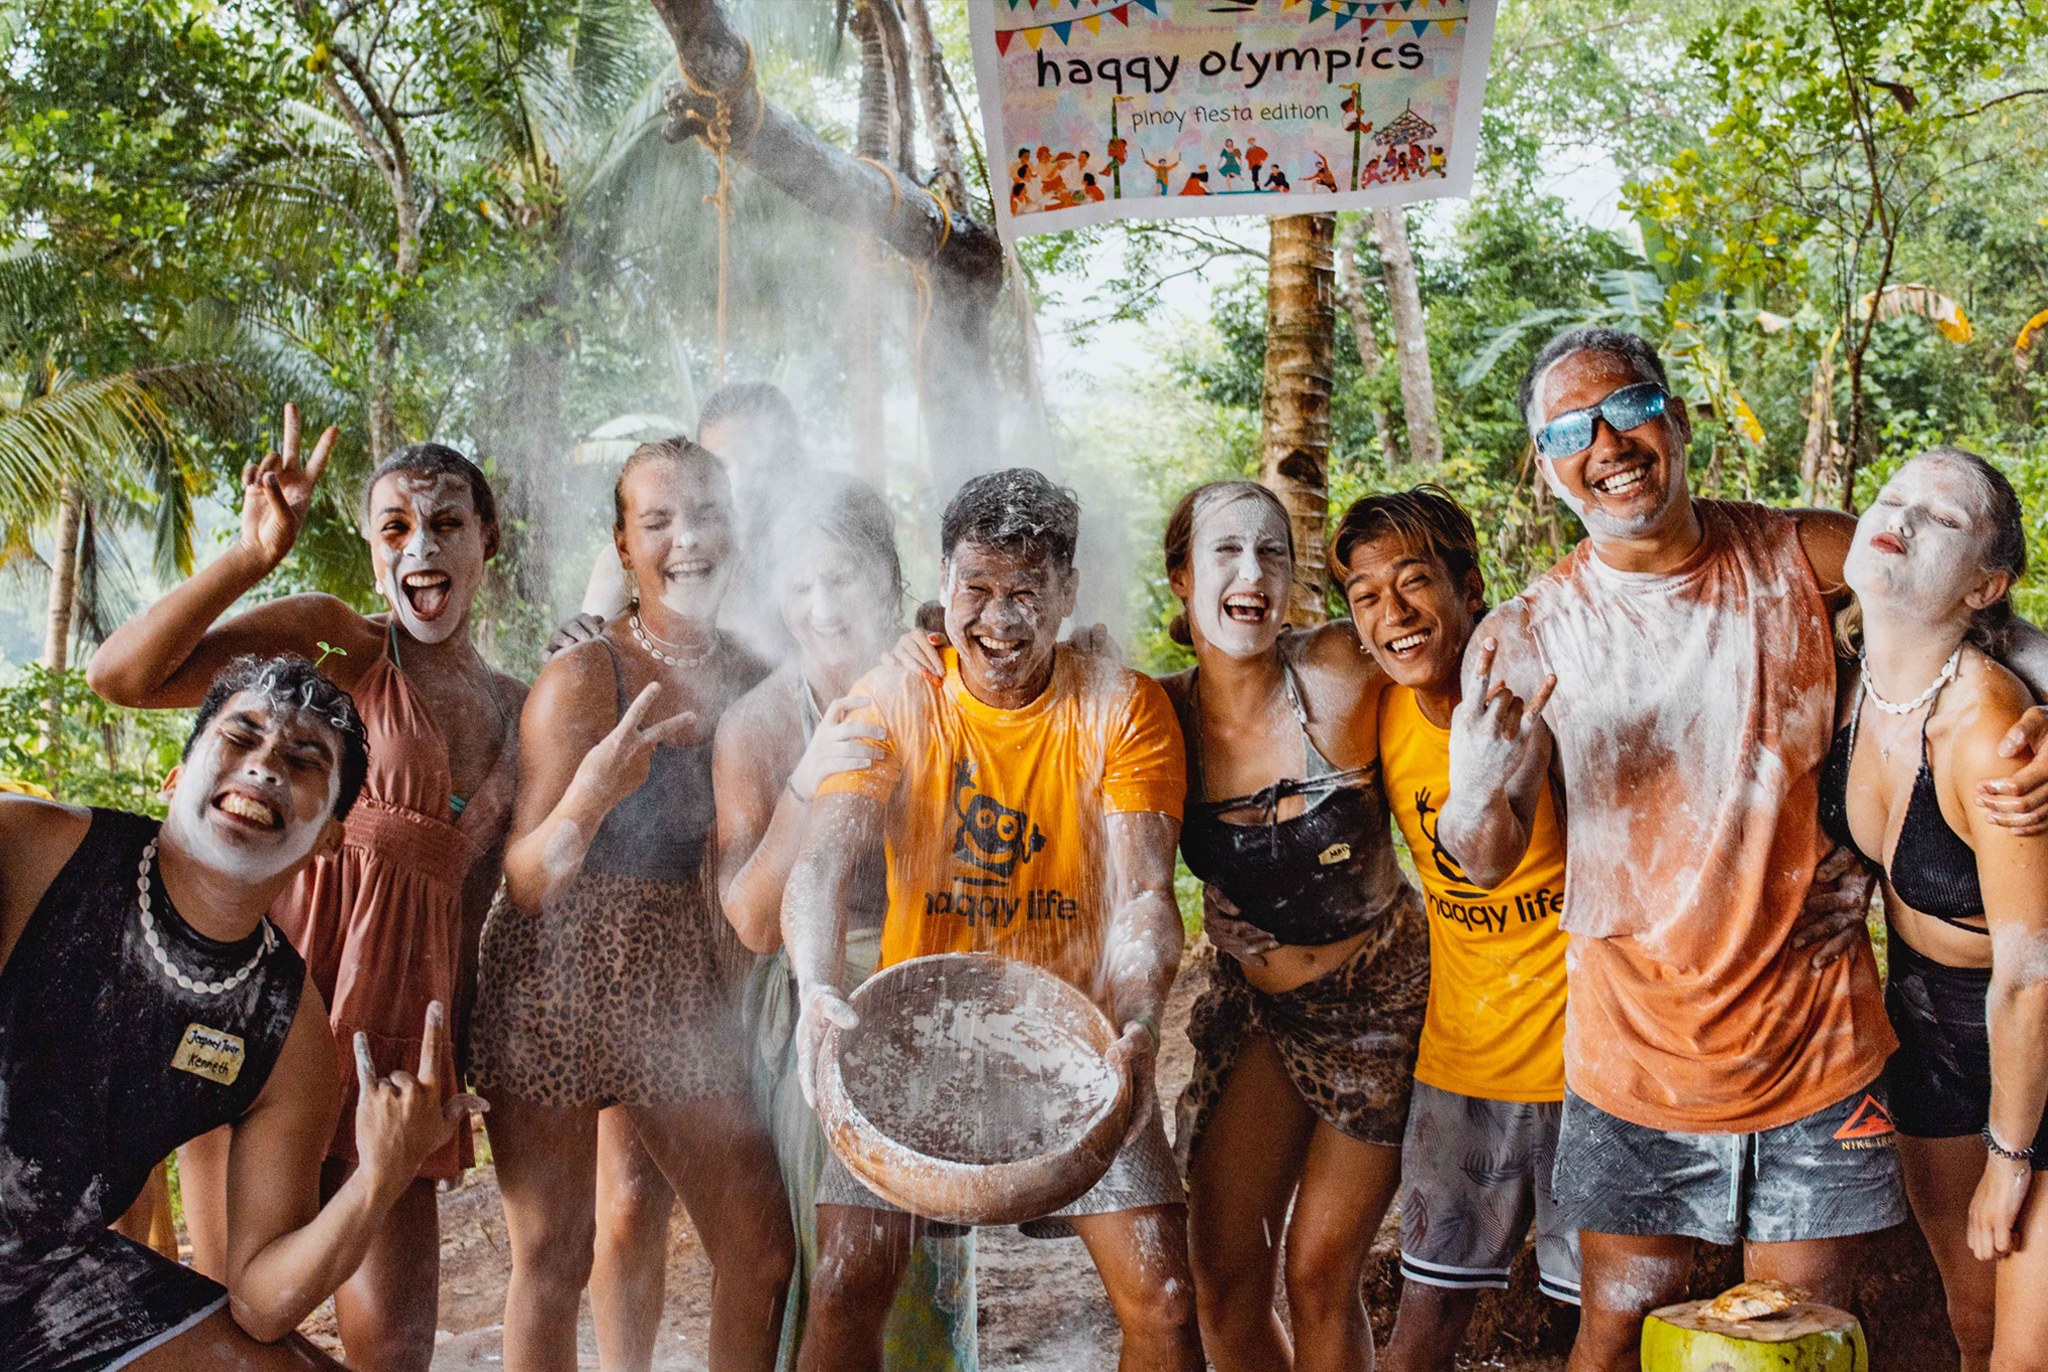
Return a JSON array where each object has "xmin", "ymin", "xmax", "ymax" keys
[{"xmin": 1642, "ymin": 1281, "xmax": 1868, "ymax": 1372}]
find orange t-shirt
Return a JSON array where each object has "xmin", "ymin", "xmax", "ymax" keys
[
  {"xmin": 816, "ymin": 648, "xmax": 1186, "ymax": 998},
  {"xmin": 1488, "ymin": 501, "xmax": 1893, "ymax": 1133}
]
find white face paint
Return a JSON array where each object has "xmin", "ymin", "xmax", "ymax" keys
[
  {"xmin": 366, "ymin": 473, "xmax": 491, "ymax": 645},
  {"xmin": 1846, "ymin": 457, "xmax": 2007, "ymax": 624},
  {"xmin": 163, "ymin": 692, "xmax": 342, "ymax": 884},
  {"xmin": 1183, "ymin": 494, "xmax": 1292, "ymax": 660},
  {"xmin": 780, "ymin": 539, "xmax": 895, "ymax": 679},
  {"xmin": 1532, "ymin": 352, "xmax": 1690, "ymax": 543}
]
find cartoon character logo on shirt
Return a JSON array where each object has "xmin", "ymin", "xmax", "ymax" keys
[
  {"xmin": 1415, "ymin": 785, "xmax": 1488, "ymax": 900},
  {"xmin": 951, "ymin": 759, "xmax": 1046, "ymax": 886}
]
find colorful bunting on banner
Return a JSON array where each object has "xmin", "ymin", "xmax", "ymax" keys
[
  {"xmin": 995, "ymin": 0, "xmax": 1151, "ymax": 52},
  {"xmin": 1308, "ymin": 0, "xmax": 1468, "ymax": 31},
  {"xmin": 1005, "ymin": 0, "xmax": 1123, "ymax": 8}
]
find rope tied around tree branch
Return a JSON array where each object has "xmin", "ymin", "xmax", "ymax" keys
[{"xmin": 678, "ymin": 41, "xmax": 764, "ymax": 384}]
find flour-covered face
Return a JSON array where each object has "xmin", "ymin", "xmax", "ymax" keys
[
  {"xmin": 1532, "ymin": 350, "xmax": 1691, "ymax": 542},
  {"xmin": 942, "ymin": 542, "xmax": 1076, "ymax": 701},
  {"xmin": 1846, "ymin": 456, "xmax": 2011, "ymax": 623},
  {"xmin": 615, "ymin": 457, "xmax": 735, "ymax": 623},
  {"xmin": 780, "ymin": 539, "xmax": 894, "ymax": 676},
  {"xmin": 163, "ymin": 691, "xmax": 343, "ymax": 883},
  {"xmin": 367, "ymin": 473, "xmax": 492, "ymax": 644},
  {"xmin": 1176, "ymin": 494, "xmax": 1292, "ymax": 659}
]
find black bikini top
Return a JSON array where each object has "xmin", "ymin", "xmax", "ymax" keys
[
  {"xmin": 1817, "ymin": 667, "xmax": 1985, "ymax": 931},
  {"xmin": 1179, "ymin": 663, "xmax": 1405, "ymax": 947},
  {"xmin": 582, "ymin": 638, "xmax": 716, "ymax": 884}
]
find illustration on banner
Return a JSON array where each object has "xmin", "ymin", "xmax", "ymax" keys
[{"xmin": 968, "ymin": 0, "xmax": 1497, "ymax": 235}]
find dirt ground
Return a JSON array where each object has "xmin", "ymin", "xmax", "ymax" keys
[{"xmin": 286, "ymin": 946, "xmax": 1955, "ymax": 1371}]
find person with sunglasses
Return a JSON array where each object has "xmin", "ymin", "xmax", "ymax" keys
[{"xmin": 1434, "ymin": 326, "xmax": 2048, "ymax": 1372}]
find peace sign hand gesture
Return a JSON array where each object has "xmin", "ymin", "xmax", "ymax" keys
[
  {"xmin": 570, "ymin": 682, "xmax": 700, "ymax": 816},
  {"xmin": 1449, "ymin": 637, "xmax": 1557, "ymax": 795},
  {"xmin": 239, "ymin": 403, "xmax": 338, "ymax": 570}
]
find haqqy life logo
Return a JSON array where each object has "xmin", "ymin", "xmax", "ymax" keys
[
  {"xmin": 950, "ymin": 759, "xmax": 1046, "ymax": 885},
  {"xmin": 1413, "ymin": 785, "xmax": 1561, "ymax": 935}
]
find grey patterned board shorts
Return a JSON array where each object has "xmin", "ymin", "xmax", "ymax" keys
[
  {"xmin": 815, "ymin": 1103, "xmax": 1184, "ymax": 1238},
  {"xmin": 1550, "ymin": 1084, "xmax": 1909, "ymax": 1247},
  {"xmin": 1399, "ymin": 1081, "xmax": 1581, "ymax": 1305}
]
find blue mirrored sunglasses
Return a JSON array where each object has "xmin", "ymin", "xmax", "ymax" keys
[{"xmin": 1534, "ymin": 382, "xmax": 1669, "ymax": 461}]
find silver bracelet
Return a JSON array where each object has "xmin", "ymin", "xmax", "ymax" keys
[{"xmin": 1983, "ymin": 1124, "xmax": 2036, "ymax": 1163}]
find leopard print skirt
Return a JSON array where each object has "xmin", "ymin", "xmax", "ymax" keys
[
  {"xmin": 472, "ymin": 861, "xmax": 753, "ymax": 1108},
  {"xmin": 1174, "ymin": 887, "xmax": 1429, "ymax": 1169}
]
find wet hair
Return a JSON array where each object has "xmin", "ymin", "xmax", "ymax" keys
[
  {"xmin": 1518, "ymin": 326, "xmax": 1672, "ymax": 433},
  {"xmin": 697, "ymin": 381, "xmax": 801, "ymax": 461},
  {"xmin": 359, "ymin": 443, "xmax": 500, "ymax": 554},
  {"xmin": 1161, "ymin": 480, "xmax": 1294, "ymax": 647},
  {"xmin": 774, "ymin": 472, "xmax": 905, "ymax": 604},
  {"xmin": 612, "ymin": 435, "xmax": 731, "ymax": 531},
  {"xmin": 1838, "ymin": 446, "xmax": 2027, "ymax": 657},
  {"xmin": 1329, "ymin": 485, "xmax": 1483, "ymax": 599},
  {"xmin": 187, "ymin": 654, "xmax": 370, "ymax": 821},
  {"xmin": 940, "ymin": 468, "xmax": 1081, "ymax": 570}
]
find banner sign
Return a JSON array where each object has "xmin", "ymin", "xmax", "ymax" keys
[{"xmin": 967, "ymin": 0, "xmax": 1497, "ymax": 237}]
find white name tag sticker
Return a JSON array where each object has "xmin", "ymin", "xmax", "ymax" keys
[
  {"xmin": 170, "ymin": 1023, "xmax": 246, "ymax": 1086},
  {"xmin": 1317, "ymin": 842, "xmax": 1352, "ymax": 866}
]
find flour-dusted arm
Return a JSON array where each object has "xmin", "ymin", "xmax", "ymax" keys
[{"xmin": 1439, "ymin": 620, "xmax": 1556, "ymax": 890}]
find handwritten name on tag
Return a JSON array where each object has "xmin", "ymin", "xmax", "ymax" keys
[
  {"xmin": 1317, "ymin": 842, "xmax": 1352, "ymax": 866},
  {"xmin": 170, "ymin": 1023, "xmax": 246, "ymax": 1086}
]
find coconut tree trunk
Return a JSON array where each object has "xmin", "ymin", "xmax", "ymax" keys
[
  {"xmin": 1372, "ymin": 206, "xmax": 1442, "ymax": 468},
  {"xmin": 41, "ymin": 482, "xmax": 83, "ymax": 748},
  {"xmin": 1261, "ymin": 215, "xmax": 1336, "ymax": 626},
  {"xmin": 901, "ymin": 0, "xmax": 969, "ymax": 208},
  {"xmin": 1335, "ymin": 215, "xmax": 1402, "ymax": 472},
  {"xmin": 849, "ymin": 4, "xmax": 892, "ymax": 489}
]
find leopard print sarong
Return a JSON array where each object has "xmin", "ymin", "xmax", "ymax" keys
[
  {"xmin": 471, "ymin": 861, "xmax": 754, "ymax": 1108},
  {"xmin": 1175, "ymin": 888, "xmax": 1429, "ymax": 1168}
]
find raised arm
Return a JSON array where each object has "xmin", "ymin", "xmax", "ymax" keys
[
  {"xmin": 86, "ymin": 405, "xmax": 371, "ymax": 707},
  {"xmin": 222, "ymin": 996, "xmax": 481, "ymax": 1342},
  {"xmin": 1099, "ymin": 810, "xmax": 1185, "ymax": 1140},
  {"xmin": 779, "ymin": 789, "xmax": 884, "ymax": 1105},
  {"xmin": 1947, "ymin": 676, "xmax": 2048, "ymax": 1259},
  {"xmin": 1438, "ymin": 625, "xmax": 1557, "ymax": 889},
  {"xmin": 714, "ymin": 694, "xmax": 884, "ymax": 954},
  {"xmin": 501, "ymin": 649, "xmax": 697, "ymax": 912}
]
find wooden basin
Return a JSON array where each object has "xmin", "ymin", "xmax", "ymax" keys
[{"xmin": 816, "ymin": 953, "xmax": 1135, "ymax": 1227}]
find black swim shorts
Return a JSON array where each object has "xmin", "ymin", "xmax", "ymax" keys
[
  {"xmin": 1550, "ymin": 1085, "xmax": 1908, "ymax": 1245},
  {"xmin": 0, "ymin": 1229, "xmax": 228, "ymax": 1372}
]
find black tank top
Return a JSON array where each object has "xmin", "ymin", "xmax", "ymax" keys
[
  {"xmin": 1817, "ymin": 668, "xmax": 1985, "ymax": 930},
  {"xmin": 1179, "ymin": 664, "xmax": 1407, "ymax": 947},
  {"xmin": 0, "ymin": 809, "xmax": 304, "ymax": 1256},
  {"xmin": 582, "ymin": 639, "xmax": 717, "ymax": 883}
]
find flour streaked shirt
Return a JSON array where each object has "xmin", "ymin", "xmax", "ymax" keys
[
  {"xmin": 1379, "ymin": 681, "xmax": 1567, "ymax": 1102},
  {"xmin": 817, "ymin": 647, "xmax": 1186, "ymax": 998}
]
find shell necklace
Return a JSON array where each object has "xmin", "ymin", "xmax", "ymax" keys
[
  {"xmin": 1859, "ymin": 644, "xmax": 1961, "ymax": 717},
  {"xmin": 137, "ymin": 838, "xmax": 276, "ymax": 997},
  {"xmin": 629, "ymin": 607, "xmax": 716, "ymax": 668}
]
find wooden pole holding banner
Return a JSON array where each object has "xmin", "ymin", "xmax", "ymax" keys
[{"xmin": 1262, "ymin": 214, "xmax": 1337, "ymax": 625}]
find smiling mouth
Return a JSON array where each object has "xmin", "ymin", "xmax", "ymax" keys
[
  {"xmin": 401, "ymin": 570, "xmax": 452, "ymax": 620},
  {"xmin": 1222, "ymin": 592, "xmax": 1269, "ymax": 625},
  {"xmin": 1382, "ymin": 628, "xmax": 1432, "ymax": 660},
  {"xmin": 1589, "ymin": 463, "xmax": 1651, "ymax": 497},
  {"xmin": 214, "ymin": 790, "xmax": 283, "ymax": 831},
  {"xmin": 665, "ymin": 559, "xmax": 714, "ymax": 583},
  {"xmin": 972, "ymin": 634, "xmax": 1025, "ymax": 666}
]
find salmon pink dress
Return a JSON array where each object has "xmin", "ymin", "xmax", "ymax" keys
[{"xmin": 271, "ymin": 628, "xmax": 493, "ymax": 1180}]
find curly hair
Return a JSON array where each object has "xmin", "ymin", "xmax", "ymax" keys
[{"xmin": 187, "ymin": 654, "xmax": 370, "ymax": 820}]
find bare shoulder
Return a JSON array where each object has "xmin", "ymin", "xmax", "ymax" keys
[
  {"xmin": 1791, "ymin": 508, "xmax": 1857, "ymax": 597},
  {"xmin": 1940, "ymin": 649, "xmax": 2034, "ymax": 788},
  {"xmin": 0, "ymin": 795, "xmax": 94, "ymax": 952},
  {"xmin": 489, "ymin": 668, "xmax": 529, "ymax": 720},
  {"xmin": 717, "ymin": 663, "xmax": 800, "ymax": 751},
  {"xmin": 522, "ymin": 638, "xmax": 619, "ymax": 739}
]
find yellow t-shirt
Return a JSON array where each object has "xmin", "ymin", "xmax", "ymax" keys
[
  {"xmin": 1377, "ymin": 682, "xmax": 1567, "ymax": 1102},
  {"xmin": 816, "ymin": 647, "xmax": 1186, "ymax": 997}
]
